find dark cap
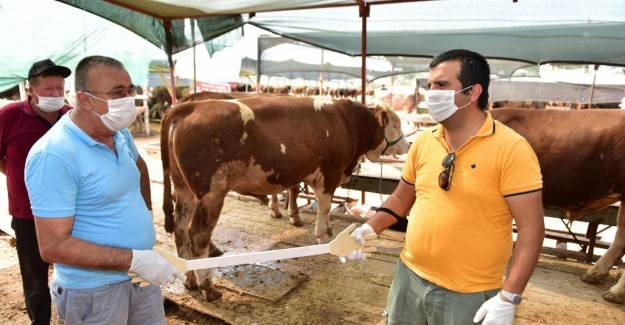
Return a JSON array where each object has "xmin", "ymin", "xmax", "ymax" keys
[{"xmin": 28, "ymin": 59, "xmax": 71, "ymax": 80}]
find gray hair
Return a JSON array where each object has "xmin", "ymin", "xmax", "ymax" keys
[{"xmin": 74, "ymin": 55, "xmax": 124, "ymax": 92}]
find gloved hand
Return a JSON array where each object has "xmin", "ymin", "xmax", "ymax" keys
[
  {"xmin": 473, "ymin": 293, "xmax": 516, "ymax": 325},
  {"xmin": 339, "ymin": 223, "xmax": 376, "ymax": 263},
  {"xmin": 128, "ymin": 249, "xmax": 186, "ymax": 286}
]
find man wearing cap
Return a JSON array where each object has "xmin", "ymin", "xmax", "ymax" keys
[{"xmin": 0, "ymin": 59, "xmax": 72, "ymax": 324}]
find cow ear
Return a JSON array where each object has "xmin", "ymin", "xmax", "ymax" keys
[{"xmin": 375, "ymin": 106, "xmax": 389, "ymax": 127}]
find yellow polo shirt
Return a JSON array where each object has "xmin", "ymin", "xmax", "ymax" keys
[{"xmin": 400, "ymin": 112, "xmax": 542, "ymax": 293}]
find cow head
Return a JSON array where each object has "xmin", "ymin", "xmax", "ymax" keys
[{"xmin": 366, "ymin": 105, "xmax": 410, "ymax": 161}]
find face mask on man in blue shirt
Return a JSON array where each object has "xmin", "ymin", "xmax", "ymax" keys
[{"xmin": 85, "ymin": 93, "xmax": 137, "ymax": 132}]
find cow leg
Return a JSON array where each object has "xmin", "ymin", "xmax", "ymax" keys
[
  {"xmin": 312, "ymin": 191, "xmax": 333, "ymax": 243},
  {"xmin": 589, "ymin": 203, "xmax": 625, "ymax": 304},
  {"xmin": 288, "ymin": 187, "xmax": 303, "ymax": 226},
  {"xmin": 188, "ymin": 192, "xmax": 227, "ymax": 301},
  {"xmin": 582, "ymin": 204, "xmax": 625, "ymax": 291},
  {"xmin": 604, "ymin": 268, "xmax": 625, "ymax": 304},
  {"xmin": 172, "ymin": 190, "xmax": 199, "ymax": 290},
  {"xmin": 269, "ymin": 193, "xmax": 283, "ymax": 219}
]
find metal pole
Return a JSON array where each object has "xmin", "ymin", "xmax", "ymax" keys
[
  {"xmin": 18, "ymin": 80, "xmax": 27, "ymax": 101},
  {"xmin": 319, "ymin": 49, "xmax": 325, "ymax": 95},
  {"xmin": 588, "ymin": 64, "xmax": 599, "ymax": 109},
  {"xmin": 164, "ymin": 19, "xmax": 177, "ymax": 105},
  {"xmin": 256, "ymin": 37, "xmax": 261, "ymax": 93},
  {"xmin": 390, "ymin": 64, "xmax": 395, "ymax": 108},
  {"xmin": 359, "ymin": 3, "xmax": 370, "ymax": 104},
  {"xmin": 191, "ymin": 19, "xmax": 197, "ymax": 94}
]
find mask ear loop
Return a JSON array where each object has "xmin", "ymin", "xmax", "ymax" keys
[
  {"xmin": 456, "ymin": 85, "xmax": 473, "ymax": 95},
  {"xmin": 81, "ymin": 92, "xmax": 108, "ymax": 116},
  {"xmin": 456, "ymin": 85, "xmax": 474, "ymax": 109}
]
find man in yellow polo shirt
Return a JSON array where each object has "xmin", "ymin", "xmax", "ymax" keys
[{"xmin": 346, "ymin": 49, "xmax": 544, "ymax": 325}]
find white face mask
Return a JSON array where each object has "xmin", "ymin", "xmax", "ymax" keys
[
  {"xmin": 85, "ymin": 93, "xmax": 137, "ymax": 132},
  {"xmin": 36, "ymin": 95, "xmax": 65, "ymax": 112},
  {"xmin": 424, "ymin": 85, "xmax": 473, "ymax": 122}
]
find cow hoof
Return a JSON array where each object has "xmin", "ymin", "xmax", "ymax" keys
[
  {"xmin": 326, "ymin": 227, "xmax": 333, "ymax": 236},
  {"xmin": 316, "ymin": 237, "xmax": 330, "ymax": 244},
  {"xmin": 271, "ymin": 210, "xmax": 283, "ymax": 219},
  {"xmin": 201, "ymin": 286, "xmax": 223, "ymax": 301},
  {"xmin": 602, "ymin": 289, "xmax": 625, "ymax": 304},
  {"xmin": 581, "ymin": 272, "xmax": 608, "ymax": 284},
  {"xmin": 290, "ymin": 216, "xmax": 303, "ymax": 227},
  {"xmin": 209, "ymin": 246, "xmax": 224, "ymax": 257},
  {"xmin": 184, "ymin": 272, "xmax": 198, "ymax": 290}
]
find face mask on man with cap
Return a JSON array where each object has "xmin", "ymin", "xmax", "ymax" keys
[
  {"xmin": 27, "ymin": 59, "xmax": 72, "ymax": 113},
  {"xmin": 30, "ymin": 76, "xmax": 66, "ymax": 113}
]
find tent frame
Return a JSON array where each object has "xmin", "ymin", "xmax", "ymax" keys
[{"xmin": 91, "ymin": 0, "xmax": 426, "ymax": 104}]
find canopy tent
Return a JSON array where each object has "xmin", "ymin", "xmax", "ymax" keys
[
  {"xmin": 0, "ymin": 0, "xmax": 245, "ymax": 93},
  {"xmin": 6, "ymin": 0, "xmax": 625, "ymax": 100},
  {"xmin": 251, "ymin": 36, "xmax": 539, "ymax": 82},
  {"xmin": 241, "ymin": 57, "xmax": 369, "ymax": 81},
  {"xmin": 52, "ymin": 1, "xmax": 406, "ymax": 102},
  {"xmin": 250, "ymin": 0, "xmax": 625, "ymax": 66},
  {"xmin": 489, "ymin": 79, "xmax": 625, "ymax": 104},
  {"xmin": 56, "ymin": 0, "xmax": 244, "ymax": 56},
  {"xmin": 0, "ymin": 0, "xmax": 164, "ymax": 92},
  {"xmin": 242, "ymin": 54, "xmax": 538, "ymax": 83}
]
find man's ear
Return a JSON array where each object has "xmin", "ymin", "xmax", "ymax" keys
[
  {"xmin": 75, "ymin": 92, "xmax": 92, "ymax": 111},
  {"xmin": 469, "ymin": 84, "xmax": 483, "ymax": 103}
]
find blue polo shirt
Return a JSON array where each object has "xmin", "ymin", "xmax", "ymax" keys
[{"xmin": 25, "ymin": 113, "xmax": 155, "ymax": 289}]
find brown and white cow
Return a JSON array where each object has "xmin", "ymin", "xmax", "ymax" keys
[
  {"xmin": 161, "ymin": 96, "xmax": 409, "ymax": 300},
  {"xmin": 176, "ymin": 91, "xmax": 303, "ymax": 223},
  {"xmin": 492, "ymin": 108, "xmax": 625, "ymax": 304}
]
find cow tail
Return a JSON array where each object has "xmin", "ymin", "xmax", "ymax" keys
[{"xmin": 161, "ymin": 112, "xmax": 175, "ymax": 233}]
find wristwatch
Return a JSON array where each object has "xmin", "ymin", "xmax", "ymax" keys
[{"xmin": 499, "ymin": 290, "xmax": 523, "ymax": 305}]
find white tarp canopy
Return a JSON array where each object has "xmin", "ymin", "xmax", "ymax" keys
[{"xmin": 489, "ymin": 79, "xmax": 625, "ymax": 104}]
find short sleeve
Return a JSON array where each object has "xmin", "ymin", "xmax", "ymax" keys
[
  {"xmin": 499, "ymin": 138, "xmax": 543, "ymax": 197},
  {"xmin": 25, "ymin": 152, "xmax": 78, "ymax": 217},
  {"xmin": 120, "ymin": 128, "xmax": 139, "ymax": 161},
  {"xmin": 401, "ymin": 141, "xmax": 418, "ymax": 185}
]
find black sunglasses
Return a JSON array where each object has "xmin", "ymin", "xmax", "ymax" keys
[{"xmin": 438, "ymin": 152, "xmax": 456, "ymax": 191}]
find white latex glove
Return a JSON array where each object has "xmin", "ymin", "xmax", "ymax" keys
[
  {"xmin": 339, "ymin": 223, "xmax": 376, "ymax": 263},
  {"xmin": 473, "ymin": 294, "xmax": 516, "ymax": 325},
  {"xmin": 129, "ymin": 249, "xmax": 186, "ymax": 286}
]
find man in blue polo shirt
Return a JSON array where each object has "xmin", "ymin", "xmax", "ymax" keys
[{"xmin": 25, "ymin": 55, "xmax": 184, "ymax": 324}]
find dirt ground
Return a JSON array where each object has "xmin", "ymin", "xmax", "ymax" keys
[{"xmin": 1, "ymin": 132, "xmax": 624, "ymax": 324}]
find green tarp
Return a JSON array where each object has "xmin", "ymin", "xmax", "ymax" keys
[
  {"xmin": 0, "ymin": 0, "xmax": 244, "ymax": 92},
  {"xmin": 56, "ymin": 0, "xmax": 244, "ymax": 55},
  {"xmin": 250, "ymin": 0, "xmax": 625, "ymax": 66}
]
